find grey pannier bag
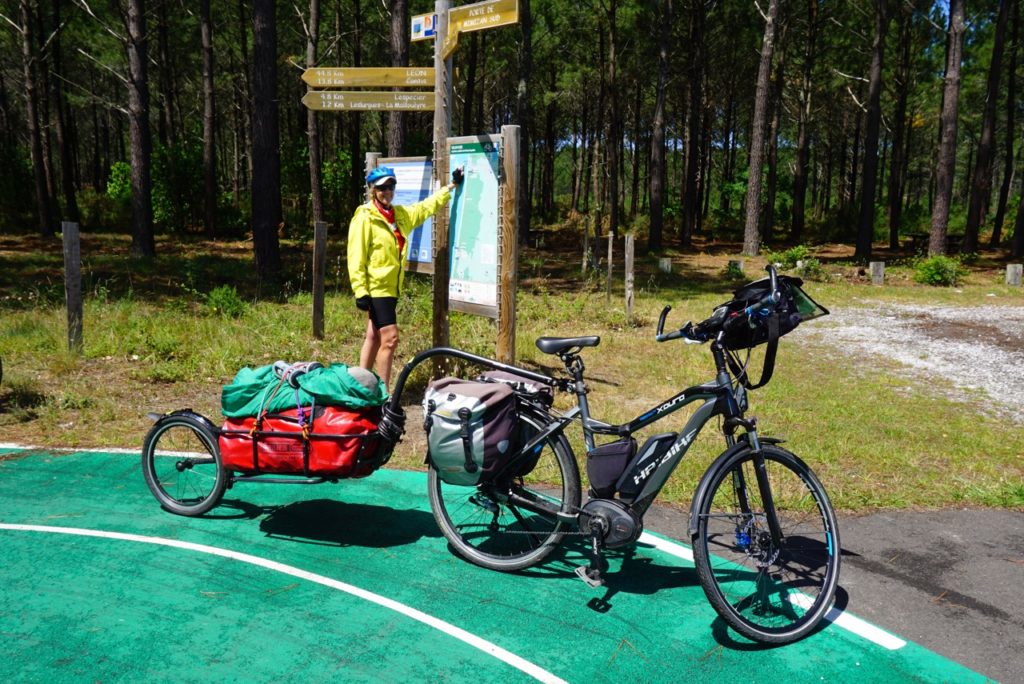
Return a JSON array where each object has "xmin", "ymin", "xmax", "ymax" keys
[{"xmin": 423, "ymin": 377, "xmax": 517, "ymax": 486}]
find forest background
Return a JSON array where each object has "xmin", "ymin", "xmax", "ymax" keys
[{"xmin": 1, "ymin": 0, "xmax": 1023, "ymax": 285}]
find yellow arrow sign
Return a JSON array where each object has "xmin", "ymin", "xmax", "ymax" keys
[
  {"xmin": 301, "ymin": 91, "xmax": 435, "ymax": 111},
  {"xmin": 442, "ymin": 0, "xmax": 519, "ymax": 58},
  {"xmin": 301, "ymin": 67, "xmax": 435, "ymax": 88}
]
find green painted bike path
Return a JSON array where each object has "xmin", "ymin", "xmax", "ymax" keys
[{"xmin": 0, "ymin": 449, "xmax": 989, "ymax": 683}]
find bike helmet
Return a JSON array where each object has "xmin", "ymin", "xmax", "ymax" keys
[{"xmin": 366, "ymin": 166, "xmax": 397, "ymax": 187}]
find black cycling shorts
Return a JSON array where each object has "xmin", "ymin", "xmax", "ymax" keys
[{"xmin": 368, "ymin": 296, "xmax": 398, "ymax": 328}]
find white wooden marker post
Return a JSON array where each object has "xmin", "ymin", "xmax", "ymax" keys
[
  {"xmin": 1008, "ymin": 264, "xmax": 1023, "ymax": 286},
  {"xmin": 625, "ymin": 233, "xmax": 635, "ymax": 320}
]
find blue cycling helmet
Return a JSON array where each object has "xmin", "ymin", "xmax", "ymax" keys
[{"xmin": 366, "ymin": 166, "xmax": 397, "ymax": 187}]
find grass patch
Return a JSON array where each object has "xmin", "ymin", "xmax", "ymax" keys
[{"xmin": 0, "ymin": 233, "xmax": 1021, "ymax": 510}]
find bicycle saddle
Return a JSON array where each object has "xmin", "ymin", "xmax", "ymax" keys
[{"xmin": 535, "ymin": 336, "xmax": 600, "ymax": 355}]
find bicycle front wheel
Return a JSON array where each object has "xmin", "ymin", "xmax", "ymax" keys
[
  {"xmin": 692, "ymin": 444, "xmax": 840, "ymax": 644},
  {"xmin": 142, "ymin": 412, "xmax": 227, "ymax": 516},
  {"xmin": 428, "ymin": 410, "xmax": 581, "ymax": 572}
]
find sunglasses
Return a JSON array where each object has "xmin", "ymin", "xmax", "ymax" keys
[{"xmin": 377, "ymin": 182, "xmax": 397, "ymax": 191}]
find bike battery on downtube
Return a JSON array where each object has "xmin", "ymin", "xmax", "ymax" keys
[{"xmin": 615, "ymin": 433, "xmax": 678, "ymax": 502}]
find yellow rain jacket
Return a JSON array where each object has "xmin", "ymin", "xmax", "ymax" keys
[{"xmin": 347, "ymin": 186, "xmax": 451, "ymax": 298}]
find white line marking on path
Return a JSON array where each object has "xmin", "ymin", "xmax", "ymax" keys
[
  {"xmin": 2, "ymin": 447, "xmax": 908, "ymax": 655},
  {"xmin": 0, "ymin": 523, "xmax": 567, "ymax": 684},
  {"xmin": 637, "ymin": 531, "xmax": 906, "ymax": 651}
]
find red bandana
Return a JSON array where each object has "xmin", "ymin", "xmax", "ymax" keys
[{"xmin": 374, "ymin": 200, "xmax": 404, "ymax": 254}]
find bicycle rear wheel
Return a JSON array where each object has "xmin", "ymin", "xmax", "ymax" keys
[
  {"xmin": 142, "ymin": 412, "xmax": 227, "ymax": 516},
  {"xmin": 692, "ymin": 444, "xmax": 840, "ymax": 644},
  {"xmin": 428, "ymin": 410, "xmax": 581, "ymax": 572}
]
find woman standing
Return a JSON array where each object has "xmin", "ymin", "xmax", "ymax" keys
[{"xmin": 348, "ymin": 166, "xmax": 463, "ymax": 389}]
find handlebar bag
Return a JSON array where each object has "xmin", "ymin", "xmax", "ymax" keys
[
  {"xmin": 424, "ymin": 378, "xmax": 517, "ymax": 486},
  {"xmin": 219, "ymin": 405, "xmax": 384, "ymax": 478},
  {"xmin": 717, "ymin": 275, "xmax": 828, "ymax": 351}
]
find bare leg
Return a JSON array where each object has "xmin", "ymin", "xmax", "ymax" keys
[
  {"xmin": 360, "ymin": 316, "xmax": 381, "ymax": 371},
  {"xmin": 375, "ymin": 324, "xmax": 400, "ymax": 389}
]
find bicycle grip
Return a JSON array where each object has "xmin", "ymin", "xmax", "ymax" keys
[{"xmin": 657, "ymin": 305, "xmax": 672, "ymax": 337}]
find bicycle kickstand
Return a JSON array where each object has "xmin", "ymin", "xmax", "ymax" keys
[{"xmin": 574, "ymin": 520, "xmax": 609, "ymax": 588}]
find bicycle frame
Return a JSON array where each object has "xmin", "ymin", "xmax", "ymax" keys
[{"xmin": 388, "ymin": 340, "xmax": 759, "ymax": 524}]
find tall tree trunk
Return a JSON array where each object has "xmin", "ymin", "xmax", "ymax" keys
[
  {"xmin": 201, "ymin": 0, "xmax": 217, "ymax": 236},
  {"xmin": 629, "ymin": 83, "xmax": 641, "ymax": 221},
  {"xmin": 387, "ymin": 0, "xmax": 407, "ymax": 155},
  {"xmin": 126, "ymin": 0, "xmax": 155, "ymax": 257},
  {"xmin": 929, "ymin": 0, "xmax": 965, "ymax": 256},
  {"xmin": 20, "ymin": 0, "xmax": 54, "ymax": 237},
  {"xmin": 682, "ymin": 0, "xmax": 704, "ymax": 247},
  {"xmin": 991, "ymin": 0, "xmax": 1019, "ymax": 247},
  {"xmin": 648, "ymin": 0, "xmax": 670, "ymax": 251},
  {"xmin": 742, "ymin": 0, "xmax": 779, "ymax": 256},
  {"xmin": 1013, "ymin": 188, "xmax": 1024, "ymax": 258},
  {"xmin": 765, "ymin": 27, "xmax": 786, "ymax": 244},
  {"xmin": 252, "ymin": 0, "xmax": 283, "ymax": 283},
  {"xmin": 887, "ymin": 3, "xmax": 912, "ymax": 249},
  {"xmin": 348, "ymin": 0, "xmax": 363, "ymax": 215},
  {"xmin": 855, "ymin": 0, "xmax": 890, "ymax": 264},
  {"xmin": 791, "ymin": 0, "xmax": 817, "ymax": 243},
  {"xmin": 605, "ymin": 0, "xmax": 620, "ymax": 238},
  {"xmin": 541, "ymin": 64, "xmax": 557, "ymax": 221},
  {"xmin": 964, "ymin": 0, "xmax": 1009, "ymax": 253},
  {"xmin": 155, "ymin": 0, "xmax": 175, "ymax": 146},
  {"xmin": 50, "ymin": 0, "xmax": 78, "ymax": 223},
  {"xmin": 516, "ymin": 0, "xmax": 533, "ymax": 242},
  {"xmin": 305, "ymin": 0, "xmax": 324, "ymax": 223}
]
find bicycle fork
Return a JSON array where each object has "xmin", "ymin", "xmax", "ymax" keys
[{"xmin": 732, "ymin": 431, "xmax": 784, "ymax": 562}]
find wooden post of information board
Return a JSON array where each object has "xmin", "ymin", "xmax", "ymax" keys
[
  {"xmin": 431, "ymin": 0, "xmax": 453, "ymax": 374},
  {"xmin": 312, "ymin": 221, "xmax": 327, "ymax": 339},
  {"xmin": 364, "ymin": 152, "xmax": 381, "ymax": 202},
  {"xmin": 497, "ymin": 125, "xmax": 519, "ymax": 364},
  {"xmin": 62, "ymin": 221, "xmax": 83, "ymax": 353}
]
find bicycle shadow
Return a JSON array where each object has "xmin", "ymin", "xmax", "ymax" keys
[{"xmin": 252, "ymin": 498, "xmax": 443, "ymax": 549}]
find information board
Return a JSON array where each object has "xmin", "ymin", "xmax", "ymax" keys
[
  {"xmin": 447, "ymin": 135, "xmax": 502, "ymax": 317},
  {"xmin": 378, "ymin": 157, "xmax": 435, "ymax": 273}
]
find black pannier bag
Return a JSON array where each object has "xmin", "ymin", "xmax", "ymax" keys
[
  {"xmin": 586, "ymin": 437, "xmax": 637, "ymax": 498},
  {"xmin": 423, "ymin": 378, "xmax": 518, "ymax": 486},
  {"xmin": 711, "ymin": 275, "xmax": 828, "ymax": 389}
]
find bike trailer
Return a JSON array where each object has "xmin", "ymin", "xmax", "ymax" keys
[
  {"xmin": 219, "ymin": 405, "xmax": 385, "ymax": 478},
  {"xmin": 218, "ymin": 363, "xmax": 392, "ymax": 478},
  {"xmin": 423, "ymin": 377, "xmax": 518, "ymax": 486}
]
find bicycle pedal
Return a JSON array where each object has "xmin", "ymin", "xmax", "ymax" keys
[{"xmin": 574, "ymin": 565, "xmax": 605, "ymax": 588}]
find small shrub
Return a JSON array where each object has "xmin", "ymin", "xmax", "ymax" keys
[
  {"xmin": 205, "ymin": 285, "xmax": 247, "ymax": 318},
  {"xmin": 796, "ymin": 257, "xmax": 827, "ymax": 281},
  {"xmin": 721, "ymin": 261, "xmax": 746, "ymax": 281},
  {"xmin": 764, "ymin": 244, "xmax": 811, "ymax": 270},
  {"xmin": 913, "ymin": 255, "xmax": 964, "ymax": 286}
]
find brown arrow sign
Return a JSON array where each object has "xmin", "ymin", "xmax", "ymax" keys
[
  {"xmin": 301, "ymin": 67, "xmax": 435, "ymax": 88},
  {"xmin": 301, "ymin": 91, "xmax": 435, "ymax": 111}
]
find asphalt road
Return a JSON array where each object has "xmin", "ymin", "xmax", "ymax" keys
[{"xmin": 646, "ymin": 505, "xmax": 1024, "ymax": 683}]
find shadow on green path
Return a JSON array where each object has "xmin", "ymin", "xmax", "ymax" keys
[{"xmin": 0, "ymin": 449, "xmax": 990, "ymax": 683}]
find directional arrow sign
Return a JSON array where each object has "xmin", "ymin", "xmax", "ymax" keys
[
  {"xmin": 301, "ymin": 91, "xmax": 434, "ymax": 111},
  {"xmin": 301, "ymin": 67, "xmax": 435, "ymax": 88},
  {"xmin": 442, "ymin": 0, "xmax": 519, "ymax": 58}
]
